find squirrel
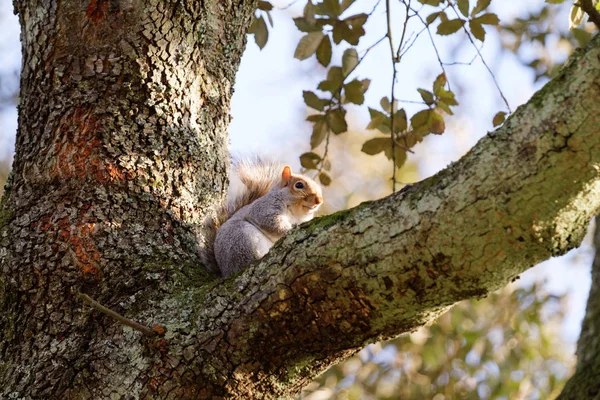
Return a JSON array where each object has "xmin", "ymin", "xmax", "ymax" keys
[{"xmin": 202, "ymin": 158, "xmax": 323, "ymax": 278}]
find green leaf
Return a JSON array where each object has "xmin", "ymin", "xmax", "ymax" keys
[
  {"xmin": 310, "ymin": 116, "xmax": 329, "ymax": 148},
  {"xmin": 319, "ymin": 171, "xmax": 332, "ymax": 186},
  {"xmin": 437, "ymin": 19, "xmax": 465, "ymax": 35},
  {"xmin": 304, "ymin": 0, "xmax": 316, "ymax": 24},
  {"xmin": 316, "ymin": 0, "xmax": 341, "ymax": 17},
  {"xmin": 316, "ymin": 35, "xmax": 332, "ymax": 67},
  {"xmin": 293, "ymin": 17, "xmax": 322, "ymax": 32},
  {"xmin": 457, "ymin": 0, "xmax": 470, "ymax": 17},
  {"xmin": 433, "ymin": 73, "xmax": 447, "ymax": 94},
  {"xmin": 380, "ymin": 97, "xmax": 391, "ymax": 113},
  {"xmin": 474, "ymin": 13, "xmax": 499, "ymax": 25},
  {"xmin": 300, "ymin": 152, "xmax": 321, "ymax": 169},
  {"xmin": 429, "ymin": 111, "xmax": 445, "ymax": 134},
  {"xmin": 294, "ymin": 32, "xmax": 325, "ymax": 60},
  {"xmin": 318, "ymin": 67, "xmax": 344, "ymax": 93},
  {"xmin": 326, "ymin": 108, "xmax": 348, "ymax": 134},
  {"xmin": 392, "ymin": 109, "xmax": 407, "ymax": 133},
  {"xmin": 367, "ymin": 108, "xmax": 390, "ymax": 133},
  {"xmin": 411, "ymin": 109, "xmax": 430, "ymax": 129},
  {"xmin": 257, "ymin": 1, "xmax": 273, "ymax": 11},
  {"xmin": 545, "ymin": 0, "xmax": 566, "ymax": 3},
  {"xmin": 469, "ymin": 20, "xmax": 485, "ymax": 41},
  {"xmin": 493, "ymin": 111, "xmax": 506, "ymax": 127},
  {"xmin": 471, "ymin": 0, "xmax": 491, "ymax": 16},
  {"xmin": 249, "ymin": 16, "xmax": 269, "ymax": 50},
  {"xmin": 303, "ymin": 91, "xmax": 329, "ymax": 111},
  {"xmin": 417, "ymin": 89, "xmax": 435, "ymax": 105},
  {"xmin": 341, "ymin": 0, "xmax": 356, "ymax": 12},
  {"xmin": 572, "ymin": 28, "xmax": 592, "ymax": 47},
  {"xmin": 344, "ymin": 79, "xmax": 366, "ymax": 105},
  {"xmin": 386, "ymin": 146, "xmax": 407, "ymax": 167},
  {"xmin": 342, "ymin": 48, "xmax": 359, "ymax": 76},
  {"xmin": 426, "ymin": 11, "xmax": 442, "ymax": 25},
  {"xmin": 361, "ymin": 137, "xmax": 389, "ymax": 155},
  {"xmin": 418, "ymin": 0, "xmax": 443, "ymax": 6},
  {"xmin": 569, "ymin": 4, "xmax": 585, "ymax": 29}
]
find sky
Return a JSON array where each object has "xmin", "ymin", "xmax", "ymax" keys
[{"xmin": 0, "ymin": 0, "xmax": 593, "ymax": 348}]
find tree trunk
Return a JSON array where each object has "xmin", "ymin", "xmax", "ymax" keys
[
  {"xmin": 556, "ymin": 216, "xmax": 600, "ymax": 400},
  {"xmin": 0, "ymin": 0, "xmax": 253, "ymax": 398},
  {"xmin": 1, "ymin": 1, "xmax": 600, "ymax": 399}
]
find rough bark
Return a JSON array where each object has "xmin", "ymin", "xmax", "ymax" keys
[
  {"xmin": 0, "ymin": 0, "xmax": 253, "ymax": 398},
  {"xmin": 0, "ymin": 1, "xmax": 599, "ymax": 399},
  {"xmin": 556, "ymin": 216, "xmax": 600, "ymax": 400}
]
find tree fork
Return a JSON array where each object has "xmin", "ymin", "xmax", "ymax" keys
[{"xmin": 1, "ymin": 1, "xmax": 600, "ymax": 399}]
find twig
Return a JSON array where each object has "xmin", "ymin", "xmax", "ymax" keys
[
  {"xmin": 385, "ymin": 0, "xmax": 412, "ymax": 192},
  {"xmin": 410, "ymin": 6, "xmax": 452, "ymax": 91},
  {"xmin": 316, "ymin": 35, "xmax": 387, "ymax": 176},
  {"xmin": 447, "ymin": 2, "xmax": 512, "ymax": 113},
  {"xmin": 577, "ymin": 0, "xmax": 600, "ymax": 29},
  {"xmin": 77, "ymin": 292, "xmax": 157, "ymax": 337}
]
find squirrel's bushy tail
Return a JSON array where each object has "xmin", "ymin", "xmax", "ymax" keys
[{"xmin": 200, "ymin": 157, "xmax": 283, "ymax": 276}]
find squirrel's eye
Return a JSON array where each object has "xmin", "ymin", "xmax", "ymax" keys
[{"xmin": 294, "ymin": 182, "xmax": 305, "ymax": 189}]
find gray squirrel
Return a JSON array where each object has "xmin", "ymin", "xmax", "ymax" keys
[{"xmin": 202, "ymin": 159, "xmax": 323, "ymax": 277}]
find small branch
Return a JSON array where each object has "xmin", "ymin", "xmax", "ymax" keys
[
  {"xmin": 316, "ymin": 35, "xmax": 387, "ymax": 176},
  {"xmin": 577, "ymin": 0, "xmax": 600, "ymax": 29},
  {"xmin": 77, "ymin": 292, "xmax": 158, "ymax": 337},
  {"xmin": 447, "ymin": 3, "xmax": 512, "ymax": 113}
]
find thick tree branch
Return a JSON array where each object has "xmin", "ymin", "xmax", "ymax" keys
[
  {"xmin": 556, "ymin": 214, "xmax": 600, "ymax": 399},
  {"xmin": 182, "ymin": 36, "xmax": 600, "ymax": 397},
  {"xmin": 578, "ymin": 0, "xmax": 600, "ymax": 29}
]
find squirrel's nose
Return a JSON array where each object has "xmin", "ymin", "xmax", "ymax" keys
[{"xmin": 314, "ymin": 196, "xmax": 323, "ymax": 205}]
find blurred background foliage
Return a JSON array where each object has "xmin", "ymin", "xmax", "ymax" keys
[{"xmin": 0, "ymin": 0, "xmax": 598, "ymax": 398}]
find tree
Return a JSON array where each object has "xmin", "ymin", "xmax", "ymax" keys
[{"xmin": 0, "ymin": 0, "xmax": 599, "ymax": 399}]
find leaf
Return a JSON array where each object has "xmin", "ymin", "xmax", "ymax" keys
[
  {"xmin": 569, "ymin": 5, "xmax": 585, "ymax": 29},
  {"xmin": 418, "ymin": 0, "xmax": 443, "ymax": 6},
  {"xmin": 293, "ymin": 17, "xmax": 322, "ymax": 32},
  {"xmin": 457, "ymin": 0, "xmax": 470, "ymax": 17},
  {"xmin": 417, "ymin": 89, "xmax": 435, "ymax": 105},
  {"xmin": 429, "ymin": 111, "xmax": 445, "ymax": 134},
  {"xmin": 316, "ymin": 0, "xmax": 341, "ymax": 17},
  {"xmin": 342, "ymin": 48, "xmax": 359, "ymax": 76},
  {"xmin": 426, "ymin": 11, "xmax": 442, "ymax": 25},
  {"xmin": 249, "ymin": 16, "xmax": 269, "ymax": 50},
  {"xmin": 344, "ymin": 79, "xmax": 366, "ymax": 105},
  {"xmin": 411, "ymin": 109, "xmax": 430, "ymax": 129},
  {"xmin": 326, "ymin": 108, "xmax": 348, "ymax": 134},
  {"xmin": 316, "ymin": 35, "xmax": 332, "ymax": 67},
  {"xmin": 304, "ymin": 0, "xmax": 316, "ymax": 24},
  {"xmin": 303, "ymin": 91, "xmax": 329, "ymax": 111},
  {"xmin": 367, "ymin": 108, "xmax": 390, "ymax": 133},
  {"xmin": 361, "ymin": 137, "xmax": 389, "ymax": 155},
  {"xmin": 474, "ymin": 13, "xmax": 499, "ymax": 25},
  {"xmin": 319, "ymin": 172, "xmax": 332, "ymax": 186},
  {"xmin": 266, "ymin": 11, "xmax": 274, "ymax": 27},
  {"xmin": 294, "ymin": 32, "xmax": 325, "ymax": 60},
  {"xmin": 341, "ymin": 0, "xmax": 356, "ymax": 12},
  {"xmin": 310, "ymin": 116, "xmax": 329, "ymax": 148},
  {"xmin": 545, "ymin": 0, "xmax": 566, "ymax": 3},
  {"xmin": 437, "ymin": 19, "xmax": 465, "ymax": 35},
  {"xmin": 380, "ymin": 97, "xmax": 391, "ymax": 113},
  {"xmin": 469, "ymin": 20, "xmax": 485, "ymax": 41},
  {"xmin": 318, "ymin": 67, "xmax": 344, "ymax": 93},
  {"xmin": 572, "ymin": 28, "xmax": 592, "ymax": 47},
  {"xmin": 257, "ymin": 1, "xmax": 273, "ymax": 10},
  {"xmin": 300, "ymin": 152, "xmax": 321, "ymax": 169},
  {"xmin": 392, "ymin": 109, "xmax": 407, "ymax": 133},
  {"xmin": 493, "ymin": 111, "xmax": 506, "ymax": 127},
  {"xmin": 471, "ymin": 0, "xmax": 491, "ymax": 16},
  {"xmin": 433, "ymin": 73, "xmax": 447, "ymax": 94}
]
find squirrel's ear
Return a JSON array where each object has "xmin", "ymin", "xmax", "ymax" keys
[{"xmin": 282, "ymin": 166, "xmax": 292, "ymax": 184}]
